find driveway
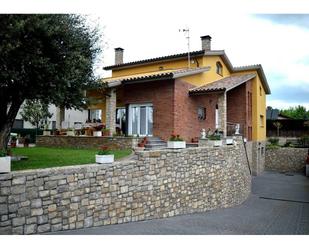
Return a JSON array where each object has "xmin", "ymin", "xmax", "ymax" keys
[{"xmin": 51, "ymin": 171, "xmax": 309, "ymax": 235}]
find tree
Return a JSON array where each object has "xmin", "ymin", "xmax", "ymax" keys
[
  {"xmin": 273, "ymin": 121, "xmax": 283, "ymax": 137},
  {"xmin": 20, "ymin": 100, "xmax": 53, "ymax": 131},
  {"xmin": 0, "ymin": 14, "xmax": 102, "ymax": 150},
  {"xmin": 280, "ymin": 105, "xmax": 309, "ymax": 119}
]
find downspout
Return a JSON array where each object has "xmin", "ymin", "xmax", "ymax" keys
[{"xmin": 242, "ymin": 138, "xmax": 252, "ymax": 175}]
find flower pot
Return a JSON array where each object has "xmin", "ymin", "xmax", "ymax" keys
[
  {"xmin": 66, "ymin": 130, "xmax": 75, "ymax": 136},
  {"xmin": 167, "ymin": 141, "xmax": 186, "ymax": 149},
  {"xmin": 0, "ymin": 156, "xmax": 11, "ymax": 173},
  {"xmin": 214, "ymin": 140, "xmax": 223, "ymax": 147},
  {"xmin": 95, "ymin": 154, "xmax": 114, "ymax": 164},
  {"xmin": 226, "ymin": 138, "xmax": 233, "ymax": 145},
  {"xmin": 43, "ymin": 130, "xmax": 51, "ymax": 136},
  {"xmin": 93, "ymin": 131, "xmax": 102, "ymax": 137}
]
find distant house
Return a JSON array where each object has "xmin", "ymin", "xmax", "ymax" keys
[{"xmin": 266, "ymin": 106, "xmax": 308, "ymax": 137}]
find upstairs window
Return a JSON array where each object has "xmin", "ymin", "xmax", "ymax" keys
[{"xmin": 216, "ymin": 61, "xmax": 223, "ymax": 76}]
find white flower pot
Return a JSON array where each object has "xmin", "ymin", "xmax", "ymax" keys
[
  {"xmin": 93, "ymin": 131, "xmax": 102, "ymax": 137},
  {"xmin": 43, "ymin": 131, "xmax": 51, "ymax": 136},
  {"xmin": 66, "ymin": 131, "xmax": 75, "ymax": 136},
  {"xmin": 96, "ymin": 154, "xmax": 114, "ymax": 164},
  {"xmin": 214, "ymin": 140, "xmax": 223, "ymax": 147},
  {"xmin": 0, "ymin": 156, "xmax": 11, "ymax": 173},
  {"xmin": 167, "ymin": 141, "xmax": 186, "ymax": 149},
  {"xmin": 226, "ymin": 138, "xmax": 233, "ymax": 145}
]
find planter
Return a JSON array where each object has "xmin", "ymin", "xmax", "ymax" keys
[
  {"xmin": 134, "ymin": 147, "xmax": 145, "ymax": 152},
  {"xmin": 93, "ymin": 131, "xmax": 102, "ymax": 137},
  {"xmin": 66, "ymin": 130, "xmax": 75, "ymax": 136},
  {"xmin": 167, "ymin": 141, "xmax": 186, "ymax": 149},
  {"xmin": 43, "ymin": 130, "xmax": 51, "ymax": 136},
  {"xmin": 226, "ymin": 138, "xmax": 234, "ymax": 145},
  {"xmin": 214, "ymin": 140, "xmax": 223, "ymax": 147},
  {"xmin": 0, "ymin": 156, "xmax": 11, "ymax": 173},
  {"xmin": 95, "ymin": 154, "xmax": 114, "ymax": 164}
]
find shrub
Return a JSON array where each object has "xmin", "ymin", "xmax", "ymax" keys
[
  {"xmin": 0, "ymin": 150, "xmax": 7, "ymax": 157},
  {"xmin": 97, "ymin": 146, "xmax": 113, "ymax": 155},
  {"xmin": 297, "ymin": 135, "xmax": 309, "ymax": 148},
  {"xmin": 207, "ymin": 134, "xmax": 221, "ymax": 141},
  {"xmin": 169, "ymin": 133, "xmax": 184, "ymax": 141},
  {"xmin": 268, "ymin": 138, "xmax": 279, "ymax": 146}
]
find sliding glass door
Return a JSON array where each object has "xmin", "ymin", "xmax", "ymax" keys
[{"xmin": 128, "ymin": 104, "xmax": 153, "ymax": 136}]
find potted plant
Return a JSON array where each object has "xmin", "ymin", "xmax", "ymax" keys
[
  {"xmin": 135, "ymin": 137, "xmax": 147, "ymax": 152},
  {"xmin": 95, "ymin": 146, "xmax": 114, "ymax": 164},
  {"xmin": 167, "ymin": 133, "xmax": 186, "ymax": 149},
  {"xmin": 102, "ymin": 128, "xmax": 110, "ymax": 137},
  {"xmin": 208, "ymin": 134, "xmax": 222, "ymax": 147},
  {"xmin": 10, "ymin": 136, "xmax": 17, "ymax": 148},
  {"xmin": 0, "ymin": 150, "xmax": 11, "ymax": 173},
  {"xmin": 66, "ymin": 128, "xmax": 75, "ymax": 136}
]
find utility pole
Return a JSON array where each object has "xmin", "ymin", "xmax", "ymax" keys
[{"xmin": 179, "ymin": 28, "xmax": 190, "ymax": 68}]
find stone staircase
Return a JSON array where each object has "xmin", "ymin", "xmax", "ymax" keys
[{"xmin": 144, "ymin": 136, "xmax": 167, "ymax": 151}]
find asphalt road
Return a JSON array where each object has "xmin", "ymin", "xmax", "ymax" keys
[{"xmin": 50, "ymin": 171, "xmax": 309, "ymax": 235}]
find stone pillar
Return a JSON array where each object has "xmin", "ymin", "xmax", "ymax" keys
[
  {"xmin": 105, "ymin": 88, "xmax": 116, "ymax": 136},
  {"xmin": 56, "ymin": 106, "xmax": 65, "ymax": 130},
  {"xmin": 218, "ymin": 92, "xmax": 227, "ymax": 137}
]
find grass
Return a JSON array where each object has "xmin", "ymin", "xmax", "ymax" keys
[{"xmin": 11, "ymin": 147, "xmax": 132, "ymax": 171}]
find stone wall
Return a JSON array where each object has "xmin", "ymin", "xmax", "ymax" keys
[
  {"xmin": 265, "ymin": 147, "xmax": 308, "ymax": 173},
  {"xmin": 0, "ymin": 143, "xmax": 251, "ymax": 234},
  {"xmin": 36, "ymin": 136, "xmax": 139, "ymax": 150}
]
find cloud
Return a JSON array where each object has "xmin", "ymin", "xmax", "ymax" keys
[{"xmin": 256, "ymin": 14, "xmax": 309, "ymax": 29}]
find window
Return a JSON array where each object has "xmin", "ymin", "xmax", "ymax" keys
[
  {"xmin": 260, "ymin": 115, "xmax": 264, "ymax": 127},
  {"xmin": 198, "ymin": 107, "xmax": 206, "ymax": 120},
  {"xmin": 215, "ymin": 104, "xmax": 219, "ymax": 128},
  {"xmin": 216, "ymin": 61, "xmax": 223, "ymax": 76},
  {"xmin": 259, "ymin": 86, "xmax": 262, "ymax": 96}
]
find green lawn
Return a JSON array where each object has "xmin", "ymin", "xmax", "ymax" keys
[{"xmin": 11, "ymin": 147, "xmax": 132, "ymax": 171}]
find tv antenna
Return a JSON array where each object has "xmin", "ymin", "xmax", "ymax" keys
[{"xmin": 179, "ymin": 28, "xmax": 190, "ymax": 68}]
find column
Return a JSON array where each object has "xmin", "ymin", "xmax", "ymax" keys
[
  {"xmin": 105, "ymin": 88, "xmax": 116, "ymax": 136},
  {"xmin": 218, "ymin": 92, "xmax": 227, "ymax": 137}
]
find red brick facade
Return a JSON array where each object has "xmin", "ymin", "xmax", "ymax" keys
[
  {"xmin": 122, "ymin": 80, "xmax": 175, "ymax": 141},
  {"xmin": 226, "ymin": 80, "xmax": 252, "ymax": 140},
  {"xmin": 120, "ymin": 79, "xmax": 251, "ymax": 142},
  {"xmin": 174, "ymin": 79, "xmax": 219, "ymax": 142}
]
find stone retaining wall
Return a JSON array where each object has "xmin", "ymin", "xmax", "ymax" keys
[
  {"xmin": 0, "ymin": 142, "xmax": 251, "ymax": 234},
  {"xmin": 265, "ymin": 147, "xmax": 308, "ymax": 172},
  {"xmin": 36, "ymin": 136, "xmax": 139, "ymax": 149}
]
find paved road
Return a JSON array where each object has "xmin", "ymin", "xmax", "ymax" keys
[{"xmin": 51, "ymin": 171, "xmax": 309, "ymax": 235}]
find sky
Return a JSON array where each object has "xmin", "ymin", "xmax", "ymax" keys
[{"xmin": 2, "ymin": 0, "xmax": 309, "ymax": 110}]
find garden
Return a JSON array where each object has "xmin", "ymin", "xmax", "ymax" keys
[{"xmin": 2, "ymin": 147, "xmax": 132, "ymax": 172}]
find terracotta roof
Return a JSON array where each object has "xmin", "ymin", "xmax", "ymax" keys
[
  {"xmin": 189, "ymin": 74, "xmax": 256, "ymax": 95},
  {"xmin": 102, "ymin": 67, "xmax": 210, "ymax": 87},
  {"xmin": 103, "ymin": 50, "xmax": 205, "ymax": 70},
  {"xmin": 103, "ymin": 48, "xmax": 270, "ymax": 94}
]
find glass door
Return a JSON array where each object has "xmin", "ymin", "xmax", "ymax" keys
[{"xmin": 128, "ymin": 104, "xmax": 153, "ymax": 136}]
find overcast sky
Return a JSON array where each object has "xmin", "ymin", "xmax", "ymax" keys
[{"xmin": 2, "ymin": 0, "xmax": 309, "ymax": 110}]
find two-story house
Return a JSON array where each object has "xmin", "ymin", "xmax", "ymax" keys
[{"xmin": 89, "ymin": 35, "xmax": 271, "ymax": 175}]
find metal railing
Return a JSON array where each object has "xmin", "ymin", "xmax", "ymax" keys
[{"xmin": 226, "ymin": 122, "xmax": 244, "ymax": 136}]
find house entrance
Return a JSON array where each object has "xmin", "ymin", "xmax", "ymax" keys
[{"xmin": 128, "ymin": 104, "xmax": 153, "ymax": 136}]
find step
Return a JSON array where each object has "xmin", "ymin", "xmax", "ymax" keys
[
  {"xmin": 145, "ymin": 143, "xmax": 167, "ymax": 148},
  {"xmin": 145, "ymin": 141, "xmax": 166, "ymax": 145}
]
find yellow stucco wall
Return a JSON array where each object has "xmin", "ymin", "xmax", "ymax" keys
[{"xmin": 112, "ymin": 57, "xmax": 204, "ymax": 77}]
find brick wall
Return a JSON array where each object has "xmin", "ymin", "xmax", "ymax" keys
[
  {"xmin": 122, "ymin": 80, "xmax": 175, "ymax": 141},
  {"xmin": 174, "ymin": 79, "xmax": 220, "ymax": 142},
  {"xmin": 0, "ymin": 143, "xmax": 251, "ymax": 234},
  {"xmin": 227, "ymin": 80, "xmax": 252, "ymax": 140}
]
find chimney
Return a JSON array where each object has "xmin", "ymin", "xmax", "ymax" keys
[
  {"xmin": 201, "ymin": 35, "xmax": 212, "ymax": 51},
  {"xmin": 114, "ymin": 47, "xmax": 124, "ymax": 64}
]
